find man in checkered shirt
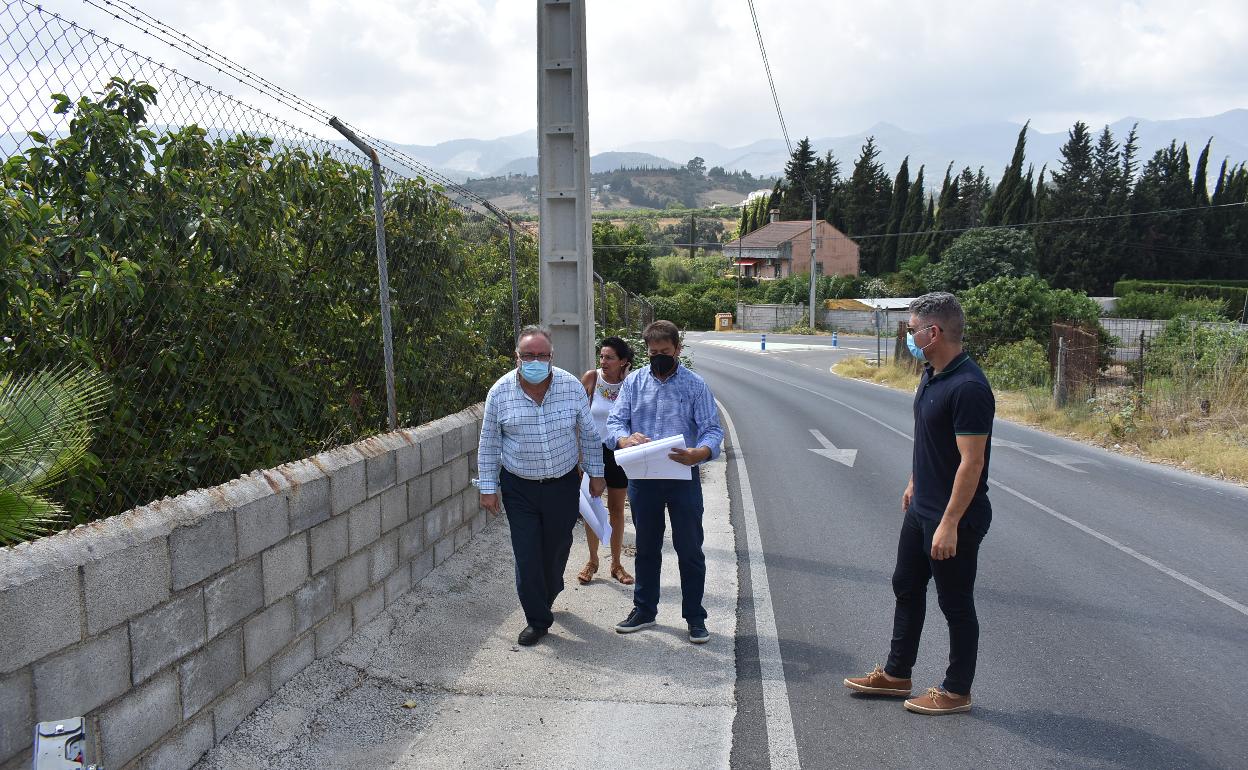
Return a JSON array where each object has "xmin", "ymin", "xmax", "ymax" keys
[{"xmin": 478, "ymin": 325, "xmax": 606, "ymax": 647}]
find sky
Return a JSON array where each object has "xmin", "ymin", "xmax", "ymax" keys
[{"xmin": 17, "ymin": 0, "xmax": 1248, "ymax": 149}]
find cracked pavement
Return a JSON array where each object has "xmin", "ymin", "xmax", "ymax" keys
[{"xmin": 194, "ymin": 456, "xmax": 737, "ymax": 769}]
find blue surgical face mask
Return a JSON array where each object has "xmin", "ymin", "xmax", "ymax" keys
[
  {"xmin": 906, "ymin": 329, "xmax": 934, "ymax": 363},
  {"xmin": 519, "ymin": 360, "xmax": 550, "ymax": 383}
]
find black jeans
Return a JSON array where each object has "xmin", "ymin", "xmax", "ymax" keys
[
  {"xmin": 500, "ymin": 467, "xmax": 580, "ymax": 630},
  {"xmin": 885, "ymin": 508, "xmax": 989, "ymax": 695}
]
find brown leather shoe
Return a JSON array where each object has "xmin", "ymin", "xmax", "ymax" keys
[
  {"xmin": 904, "ymin": 687, "xmax": 972, "ymax": 714},
  {"xmin": 843, "ymin": 665, "xmax": 912, "ymax": 697}
]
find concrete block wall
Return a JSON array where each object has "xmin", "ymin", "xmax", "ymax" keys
[{"xmin": 0, "ymin": 405, "xmax": 486, "ymax": 770}]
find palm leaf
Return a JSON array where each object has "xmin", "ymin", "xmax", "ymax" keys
[
  {"xmin": 0, "ymin": 365, "xmax": 111, "ymax": 492},
  {"xmin": 0, "ymin": 485, "xmax": 66, "ymax": 544}
]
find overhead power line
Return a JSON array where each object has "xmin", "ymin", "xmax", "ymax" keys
[{"xmin": 745, "ymin": 0, "xmax": 792, "ymax": 157}]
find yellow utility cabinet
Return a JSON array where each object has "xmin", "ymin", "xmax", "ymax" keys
[{"xmin": 714, "ymin": 313, "xmax": 734, "ymax": 332}]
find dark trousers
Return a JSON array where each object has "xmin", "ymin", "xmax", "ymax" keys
[
  {"xmin": 885, "ymin": 508, "xmax": 989, "ymax": 695},
  {"xmin": 628, "ymin": 475, "xmax": 706, "ymax": 622},
  {"xmin": 500, "ymin": 467, "xmax": 580, "ymax": 630}
]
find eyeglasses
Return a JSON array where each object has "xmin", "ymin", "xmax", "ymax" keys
[
  {"xmin": 906, "ymin": 324, "xmax": 938, "ymax": 336},
  {"xmin": 517, "ymin": 353, "xmax": 553, "ymax": 362}
]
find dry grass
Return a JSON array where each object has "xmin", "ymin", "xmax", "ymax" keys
[
  {"xmin": 833, "ymin": 357, "xmax": 1248, "ymax": 485},
  {"xmin": 833, "ymin": 357, "xmax": 920, "ymax": 390}
]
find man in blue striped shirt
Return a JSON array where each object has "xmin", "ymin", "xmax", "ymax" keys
[
  {"xmin": 479, "ymin": 325, "xmax": 606, "ymax": 646},
  {"xmin": 606, "ymin": 320, "xmax": 724, "ymax": 643}
]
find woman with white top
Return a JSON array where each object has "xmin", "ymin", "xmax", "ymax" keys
[{"xmin": 577, "ymin": 337, "xmax": 636, "ymax": 585}]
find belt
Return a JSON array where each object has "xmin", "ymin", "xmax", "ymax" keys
[{"xmin": 502, "ymin": 467, "xmax": 577, "ymax": 484}]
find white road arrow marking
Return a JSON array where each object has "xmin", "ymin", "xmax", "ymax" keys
[
  {"xmin": 809, "ymin": 429, "xmax": 857, "ymax": 467},
  {"xmin": 993, "ymin": 438, "xmax": 1096, "ymax": 473}
]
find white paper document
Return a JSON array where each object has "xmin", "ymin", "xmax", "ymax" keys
[
  {"xmin": 579, "ymin": 474, "xmax": 612, "ymax": 543},
  {"xmin": 612, "ymin": 434, "xmax": 693, "ymax": 480}
]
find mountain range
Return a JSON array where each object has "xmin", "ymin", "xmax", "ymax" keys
[{"xmin": 380, "ymin": 109, "xmax": 1248, "ymax": 186}]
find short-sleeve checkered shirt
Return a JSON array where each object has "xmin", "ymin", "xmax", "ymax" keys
[{"xmin": 476, "ymin": 367, "xmax": 605, "ymax": 494}]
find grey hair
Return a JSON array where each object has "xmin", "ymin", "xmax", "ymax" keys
[
  {"xmin": 516, "ymin": 324, "xmax": 553, "ymax": 350},
  {"xmin": 909, "ymin": 292, "xmax": 965, "ymax": 342}
]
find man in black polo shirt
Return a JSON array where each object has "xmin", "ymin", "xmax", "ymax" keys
[{"xmin": 844, "ymin": 292, "xmax": 994, "ymax": 715}]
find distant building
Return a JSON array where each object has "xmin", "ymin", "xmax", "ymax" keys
[{"xmin": 722, "ymin": 215, "xmax": 860, "ymax": 280}]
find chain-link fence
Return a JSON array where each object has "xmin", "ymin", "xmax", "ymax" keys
[
  {"xmin": 594, "ymin": 272, "xmax": 653, "ymax": 337},
  {"xmin": 1, "ymin": 0, "xmax": 533, "ymax": 542}
]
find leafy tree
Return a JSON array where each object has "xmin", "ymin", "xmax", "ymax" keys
[
  {"xmin": 592, "ymin": 221, "xmax": 658, "ymax": 295},
  {"xmin": 687, "ymin": 156, "xmax": 706, "ymax": 177},
  {"xmin": 960, "ymin": 275, "xmax": 1101, "ymax": 359},
  {"xmin": 922, "ymin": 228, "xmax": 1036, "ymax": 292}
]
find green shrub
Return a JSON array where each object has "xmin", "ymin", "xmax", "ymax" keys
[
  {"xmin": 983, "ymin": 340, "xmax": 1049, "ymax": 391},
  {"xmin": 1113, "ymin": 292, "xmax": 1228, "ymax": 321},
  {"xmin": 960, "ymin": 276, "xmax": 1103, "ymax": 359}
]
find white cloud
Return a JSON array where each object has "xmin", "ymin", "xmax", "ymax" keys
[{"xmin": 16, "ymin": 0, "xmax": 1248, "ymax": 148}]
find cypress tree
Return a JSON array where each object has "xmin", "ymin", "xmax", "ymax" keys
[
  {"xmin": 1037, "ymin": 121, "xmax": 1096, "ymax": 288},
  {"xmin": 984, "ymin": 121, "xmax": 1029, "ymax": 226},
  {"xmin": 898, "ymin": 165, "xmax": 926, "ymax": 259},
  {"xmin": 881, "ymin": 156, "xmax": 910, "ymax": 272}
]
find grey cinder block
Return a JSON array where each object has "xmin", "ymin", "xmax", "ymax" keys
[
  {"xmin": 384, "ymin": 564, "xmax": 412, "ymax": 607},
  {"xmin": 270, "ymin": 634, "xmax": 315, "ymax": 691},
  {"xmin": 234, "ymin": 492, "xmax": 289, "ymax": 560},
  {"xmin": 451, "ymin": 454, "xmax": 471, "ymax": 495},
  {"xmin": 365, "ymin": 450, "xmax": 396, "ymax": 497},
  {"xmin": 212, "ymin": 672, "xmax": 271, "ymax": 742},
  {"xmin": 380, "ymin": 485, "xmax": 407, "ymax": 533},
  {"xmin": 352, "ymin": 584, "xmax": 385, "ymax": 628},
  {"xmin": 347, "ymin": 497, "xmax": 381, "ymax": 554},
  {"xmin": 407, "ymin": 474, "xmax": 432, "ymax": 520},
  {"xmin": 130, "ymin": 589, "xmax": 207, "ymax": 684},
  {"xmin": 287, "ymin": 476, "xmax": 330, "ymax": 533},
  {"xmin": 441, "ymin": 424, "xmax": 462, "ymax": 460},
  {"xmin": 395, "ymin": 440, "xmax": 421, "ymax": 483},
  {"xmin": 85, "ymin": 540, "xmax": 171, "ymax": 636},
  {"xmin": 262, "ymin": 533, "xmax": 309, "ymax": 606},
  {"xmin": 140, "ymin": 712, "xmax": 213, "ymax": 770},
  {"xmin": 398, "ymin": 518, "xmax": 424, "ymax": 562},
  {"xmin": 326, "ymin": 451, "xmax": 367, "ymax": 515},
  {"xmin": 33, "ymin": 626, "xmax": 129, "ymax": 721},
  {"xmin": 335, "ymin": 550, "xmax": 369, "ymax": 603},
  {"xmin": 419, "ymin": 433, "xmax": 443, "ymax": 474},
  {"xmin": 204, "ymin": 560, "xmax": 263, "ymax": 639},
  {"xmin": 369, "ymin": 535, "xmax": 399, "ymax": 585},
  {"xmin": 460, "ymin": 421, "xmax": 479, "ymax": 453},
  {"xmin": 96, "ymin": 671, "xmax": 180, "ymax": 769},
  {"xmin": 170, "ymin": 513, "xmax": 238, "ymax": 591},
  {"xmin": 0, "ymin": 669, "xmax": 32, "ymax": 762},
  {"xmin": 293, "ymin": 573, "xmax": 333, "ymax": 634},
  {"xmin": 411, "ymin": 548, "xmax": 435, "ymax": 585},
  {"xmin": 430, "ymin": 464, "xmax": 453, "ymax": 505},
  {"xmin": 0, "ymin": 569, "xmax": 83, "ymax": 674},
  {"xmin": 314, "ymin": 609, "xmax": 352, "ymax": 659},
  {"xmin": 453, "ymin": 523, "xmax": 472, "ymax": 551},
  {"xmin": 178, "ymin": 629, "xmax": 243, "ymax": 720},
  {"xmin": 433, "ymin": 536, "xmax": 454, "ymax": 567},
  {"xmin": 243, "ymin": 599, "xmax": 293, "ymax": 673},
  {"xmin": 309, "ymin": 514, "xmax": 348, "ymax": 575}
]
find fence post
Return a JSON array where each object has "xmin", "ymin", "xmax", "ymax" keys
[
  {"xmin": 329, "ymin": 117, "xmax": 397, "ymax": 431},
  {"xmin": 622, "ymin": 289, "xmax": 630, "ymax": 331},
  {"xmin": 1135, "ymin": 330, "xmax": 1146, "ymax": 398},
  {"xmin": 1053, "ymin": 336, "xmax": 1068, "ymax": 408}
]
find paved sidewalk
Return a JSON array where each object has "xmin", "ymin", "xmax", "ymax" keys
[{"xmin": 195, "ymin": 456, "xmax": 737, "ymax": 769}]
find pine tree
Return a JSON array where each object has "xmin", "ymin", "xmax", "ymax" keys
[
  {"xmin": 1037, "ymin": 121, "xmax": 1096, "ymax": 288},
  {"xmin": 843, "ymin": 137, "xmax": 893, "ymax": 273},
  {"xmin": 778, "ymin": 137, "xmax": 817, "ymax": 220}
]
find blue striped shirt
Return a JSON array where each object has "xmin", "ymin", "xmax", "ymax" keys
[
  {"xmin": 606, "ymin": 364, "xmax": 723, "ymax": 463},
  {"xmin": 477, "ymin": 367, "xmax": 605, "ymax": 494}
]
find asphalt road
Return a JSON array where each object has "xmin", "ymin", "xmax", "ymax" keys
[{"xmin": 685, "ymin": 332, "xmax": 1248, "ymax": 770}]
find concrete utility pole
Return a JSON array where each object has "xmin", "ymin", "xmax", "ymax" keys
[
  {"xmin": 808, "ymin": 196, "xmax": 817, "ymax": 329},
  {"xmin": 537, "ymin": 0, "xmax": 595, "ymax": 376}
]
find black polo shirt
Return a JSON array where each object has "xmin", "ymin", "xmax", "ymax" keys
[{"xmin": 911, "ymin": 352, "xmax": 994, "ymax": 527}]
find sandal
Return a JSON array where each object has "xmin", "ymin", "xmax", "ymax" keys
[
  {"xmin": 577, "ymin": 561, "xmax": 598, "ymax": 585},
  {"xmin": 611, "ymin": 564, "xmax": 635, "ymax": 585}
]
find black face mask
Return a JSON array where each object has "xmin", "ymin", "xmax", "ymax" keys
[{"xmin": 649, "ymin": 354, "xmax": 677, "ymax": 376}]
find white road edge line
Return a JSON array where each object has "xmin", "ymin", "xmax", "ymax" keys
[
  {"xmin": 989, "ymin": 480, "xmax": 1248, "ymax": 618},
  {"xmin": 718, "ymin": 399, "xmax": 801, "ymax": 770},
  {"xmin": 703, "ymin": 353, "xmax": 1248, "ymax": 620}
]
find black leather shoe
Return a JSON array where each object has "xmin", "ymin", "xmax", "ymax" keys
[{"xmin": 517, "ymin": 625, "xmax": 547, "ymax": 646}]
